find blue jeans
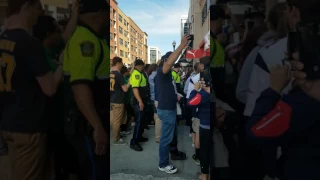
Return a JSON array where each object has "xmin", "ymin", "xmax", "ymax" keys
[{"xmin": 158, "ymin": 108, "xmax": 176, "ymax": 168}]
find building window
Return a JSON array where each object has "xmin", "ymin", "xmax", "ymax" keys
[
  {"xmin": 120, "ymin": 50, "xmax": 124, "ymax": 57},
  {"xmin": 150, "ymin": 50, "xmax": 157, "ymax": 63},
  {"xmin": 125, "ymin": 52, "xmax": 128, "ymax": 58},
  {"xmin": 110, "ymin": 46, "xmax": 113, "ymax": 54},
  {"xmin": 119, "ymin": 27, "xmax": 123, "ymax": 34},
  {"xmin": 124, "ymin": 30, "xmax": 127, "ymax": 36},
  {"xmin": 125, "ymin": 41, "xmax": 127, "ymax": 48},
  {"xmin": 110, "ymin": 19, "xmax": 112, "ymax": 26},
  {"xmin": 201, "ymin": 0, "xmax": 208, "ymax": 25},
  {"xmin": 119, "ymin": 15, "xmax": 122, "ymax": 22},
  {"xmin": 110, "ymin": 33, "xmax": 112, "ymax": 40},
  {"xmin": 110, "ymin": 6, "xmax": 112, "ymax": 13},
  {"xmin": 120, "ymin": 38, "xmax": 123, "ymax": 45},
  {"xmin": 124, "ymin": 20, "xmax": 127, "ymax": 26}
]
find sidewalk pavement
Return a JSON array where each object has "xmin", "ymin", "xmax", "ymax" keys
[{"xmin": 110, "ymin": 125, "xmax": 199, "ymax": 180}]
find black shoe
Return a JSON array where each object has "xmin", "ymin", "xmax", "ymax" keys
[
  {"xmin": 171, "ymin": 150, "xmax": 187, "ymax": 160},
  {"xmin": 139, "ymin": 137, "xmax": 149, "ymax": 142},
  {"xmin": 130, "ymin": 143, "xmax": 143, "ymax": 151}
]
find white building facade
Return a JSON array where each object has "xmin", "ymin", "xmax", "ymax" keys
[
  {"xmin": 181, "ymin": 15, "xmax": 188, "ymax": 37},
  {"xmin": 148, "ymin": 46, "xmax": 162, "ymax": 64},
  {"xmin": 186, "ymin": 0, "xmax": 210, "ymax": 51}
]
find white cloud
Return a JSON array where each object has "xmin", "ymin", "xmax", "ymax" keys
[{"xmin": 119, "ymin": 0, "xmax": 189, "ymax": 35}]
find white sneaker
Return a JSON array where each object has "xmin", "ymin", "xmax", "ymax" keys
[
  {"xmin": 158, "ymin": 164, "xmax": 178, "ymax": 174},
  {"xmin": 192, "ymin": 143, "xmax": 195, "ymax": 148},
  {"xmin": 113, "ymin": 138, "xmax": 127, "ymax": 145},
  {"xmin": 120, "ymin": 131, "xmax": 130, "ymax": 135}
]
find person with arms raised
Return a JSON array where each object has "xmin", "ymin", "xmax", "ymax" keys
[{"xmin": 155, "ymin": 34, "xmax": 190, "ymax": 174}]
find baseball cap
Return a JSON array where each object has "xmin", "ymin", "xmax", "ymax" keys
[
  {"xmin": 134, "ymin": 59, "xmax": 145, "ymax": 66},
  {"xmin": 210, "ymin": 5, "xmax": 228, "ymax": 21},
  {"xmin": 161, "ymin": 51, "xmax": 173, "ymax": 61},
  {"xmin": 80, "ymin": 0, "xmax": 108, "ymax": 14}
]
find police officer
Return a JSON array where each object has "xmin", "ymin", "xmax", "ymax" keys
[
  {"xmin": 63, "ymin": 0, "xmax": 109, "ymax": 179},
  {"xmin": 130, "ymin": 59, "xmax": 148, "ymax": 151},
  {"xmin": 210, "ymin": 5, "xmax": 227, "ymax": 101},
  {"xmin": 172, "ymin": 63, "xmax": 182, "ymax": 93}
]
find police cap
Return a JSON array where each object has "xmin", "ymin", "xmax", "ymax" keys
[
  {"xmin": 134, "ymin": 59, "xmax": 145, "ymax": 66},
  {"xmin": 79, "ymin": 0, "xmax": 108, "ymax": 14},
  {"xmin": 210, "ymin": 5, "xmax": 228, "ymax": 21}
]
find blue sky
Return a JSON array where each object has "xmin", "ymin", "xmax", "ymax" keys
[{"xmin": 117, "ymin": 0, "xmax": 189, "ymax": 55}]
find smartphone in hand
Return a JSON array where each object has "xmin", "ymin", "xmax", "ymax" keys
[{"xmin": 188, "ymin": 34, "xmax": 194, "ymax": 41}]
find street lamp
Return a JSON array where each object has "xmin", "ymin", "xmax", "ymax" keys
[{"xmin": 172, "ymin": 41, "xmax": 176, "ymax": 51}]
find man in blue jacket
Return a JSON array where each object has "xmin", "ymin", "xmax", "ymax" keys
[
  {"xmin": 247, "ymin": 1, "xmax": 320, "ymax": 180},
  {"xmin": 247, "ymin": 65, "xmax": 320, "ymax": 180},
  {"xmin": 188, "ymin": 78, "xmax": 211, "ymax": 180}
]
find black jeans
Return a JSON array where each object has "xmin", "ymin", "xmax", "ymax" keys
[
  {"xmin": 200, "ymin": 127, "xmax": 212, "ymax": 174},
  {"xmin": 120, "ymin": 103, "xmax": 134, "ymax": 131},
  {"xmin": 238, "ymin": 116, "xmax": 264, "ymax": 180},
  {"xmin": 211, "ymin": 102, "xmax": 216, "ymax": 178},
  {"xmin": 185, "ymin": 102, "xmax": 193, "ymax": 126},
  {"xmin": 131, "ymin": 100, "xmax": 147, "ymax": 145},
  {"xmin": 145, "ymin": 100, "xmax": 154, "ymax": 125}
]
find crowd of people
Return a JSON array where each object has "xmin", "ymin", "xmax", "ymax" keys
[
  {"xmin": 209, "ymin": 1, "xmax": 320, "ymax": 180},
  {"xmin": 111, "ymin": 1, "xmax": 320, "ymax": 180},
  {"xmin": 110, "ymin": 32, "xmax": 213, "ymax": 180},
  {"xmin": 0, "ymin": 0, "xmax": 110, "ymax": 180},
  {"xmin": 1, "ymin": 0, "xmax": 320, "ymax": 180}
]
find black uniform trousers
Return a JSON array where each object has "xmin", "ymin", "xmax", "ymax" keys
[
  {"xmin": 131, "ymin": 98, "xmax": 147, "ymax": 145},
  {"xmin": 64, "ymin": 111, "xmax": 109, "ymax": 180}
]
